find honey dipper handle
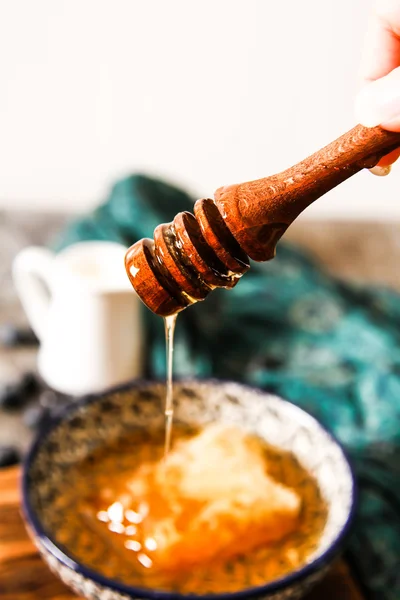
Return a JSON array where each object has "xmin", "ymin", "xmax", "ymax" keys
[{"xmin": 214, "ymin": 124, "xmax": 400, "ymax": 261}]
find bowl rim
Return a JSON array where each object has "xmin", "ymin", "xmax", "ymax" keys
[{"xmin": 21, "ymin": 377, "xmax": 357, "ymax": 600}]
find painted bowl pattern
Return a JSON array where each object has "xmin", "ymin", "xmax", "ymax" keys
[{"xmin": 22, "ymin": 379, "xmax": 355, "ymax": 600}]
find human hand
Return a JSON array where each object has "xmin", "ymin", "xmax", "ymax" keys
[{"xmin": 355, "ymin": 0, "xmax": 400, "ymax": 169}]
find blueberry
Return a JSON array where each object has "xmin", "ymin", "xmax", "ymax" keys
[
  {"xmin": 21, "ymin": 372, "xmax": 39, "ymax": 395},
  {"xmin": 0, "ymin": 383, "xmax": 24, "ymax": 409},
  {"xmin": 0, "ymin": 323, "xmax": 38, "ymax": 347},
  {"xmin": 17, "ymin": 328, "xmax": 39, "ymax": 346},
  {"xmin": 0, "ymin": 445, "xmax": 20, "ymax": 468},
  {"xmin": 0, "ymin": 324, "xmax": 20, "ymax": 347},
  {"xmin": 0, "ymin": 372, "xmax": 39, "ymax": 410}
]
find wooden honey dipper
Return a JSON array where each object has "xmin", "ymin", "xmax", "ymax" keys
[{"xmin": 125, "ymin": 124, "xmax": 400, "ymax": 316}]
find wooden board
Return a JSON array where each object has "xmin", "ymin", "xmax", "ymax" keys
[{"xmin": 0, "ymin": 466, "xmax": 364, "ymax": 600}]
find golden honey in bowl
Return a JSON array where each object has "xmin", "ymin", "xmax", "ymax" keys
[{"xmin": 55, "ymin": 424, "xmax": 327, "ymax": 594}]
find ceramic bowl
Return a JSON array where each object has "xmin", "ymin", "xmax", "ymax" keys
[{"xmin": 22, "ymin": 379, "xmax": 356, "ymax": 600}]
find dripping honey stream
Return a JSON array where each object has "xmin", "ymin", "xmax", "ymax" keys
[{"xmin": 163, "ymin": 313, "xmax": 177, "ymax": 460}]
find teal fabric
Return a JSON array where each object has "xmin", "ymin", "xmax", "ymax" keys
[{"xmin": 55, "ymin": 175, "xmax": 400, "ymax": 599}]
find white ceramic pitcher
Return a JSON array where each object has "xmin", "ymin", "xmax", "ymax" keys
[{"xmin": 12, "ymin": 241, "xmax": 143, "ymax": 396}]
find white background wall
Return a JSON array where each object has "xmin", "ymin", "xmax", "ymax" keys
[{"xmin": 1, "ymin": 0, "xmax": 398, "ymax": 219}]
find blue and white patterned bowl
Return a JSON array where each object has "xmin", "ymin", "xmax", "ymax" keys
[{"xmin": 22, "ymin": 379, "xmax": 356, "ymax": 600}]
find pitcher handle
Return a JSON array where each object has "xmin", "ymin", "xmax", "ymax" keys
[{"xmin": 12, "ymin": 247, "xmax": 55, "ymax": 341}]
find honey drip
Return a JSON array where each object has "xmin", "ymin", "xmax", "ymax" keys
[
  {"xmin": 56, "ymin": 427, "xmax": 327, "ymax": 594},
  {"xmin": 163, "ymin": 314, "xmax": 177, "ymax": 460}
]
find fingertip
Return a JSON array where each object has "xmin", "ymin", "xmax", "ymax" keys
[
  {"xmin": 376, "ymin": 147, "xmax": 400, "ymax": 166},
  {"xmin": 354, "ymin": 83, "xmax": 382, "ymax": 127},
  {"xmin": 355, "ymin": 67, "xmax": 400, "ymax": 128},
  {"xmin": 370, "ymin": 165, "xmax": 392, "ymax": 176}
]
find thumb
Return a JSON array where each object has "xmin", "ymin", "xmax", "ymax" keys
[{"xmin": 355, "ymin": 66, "xmax": 400, "ymax": 131}]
